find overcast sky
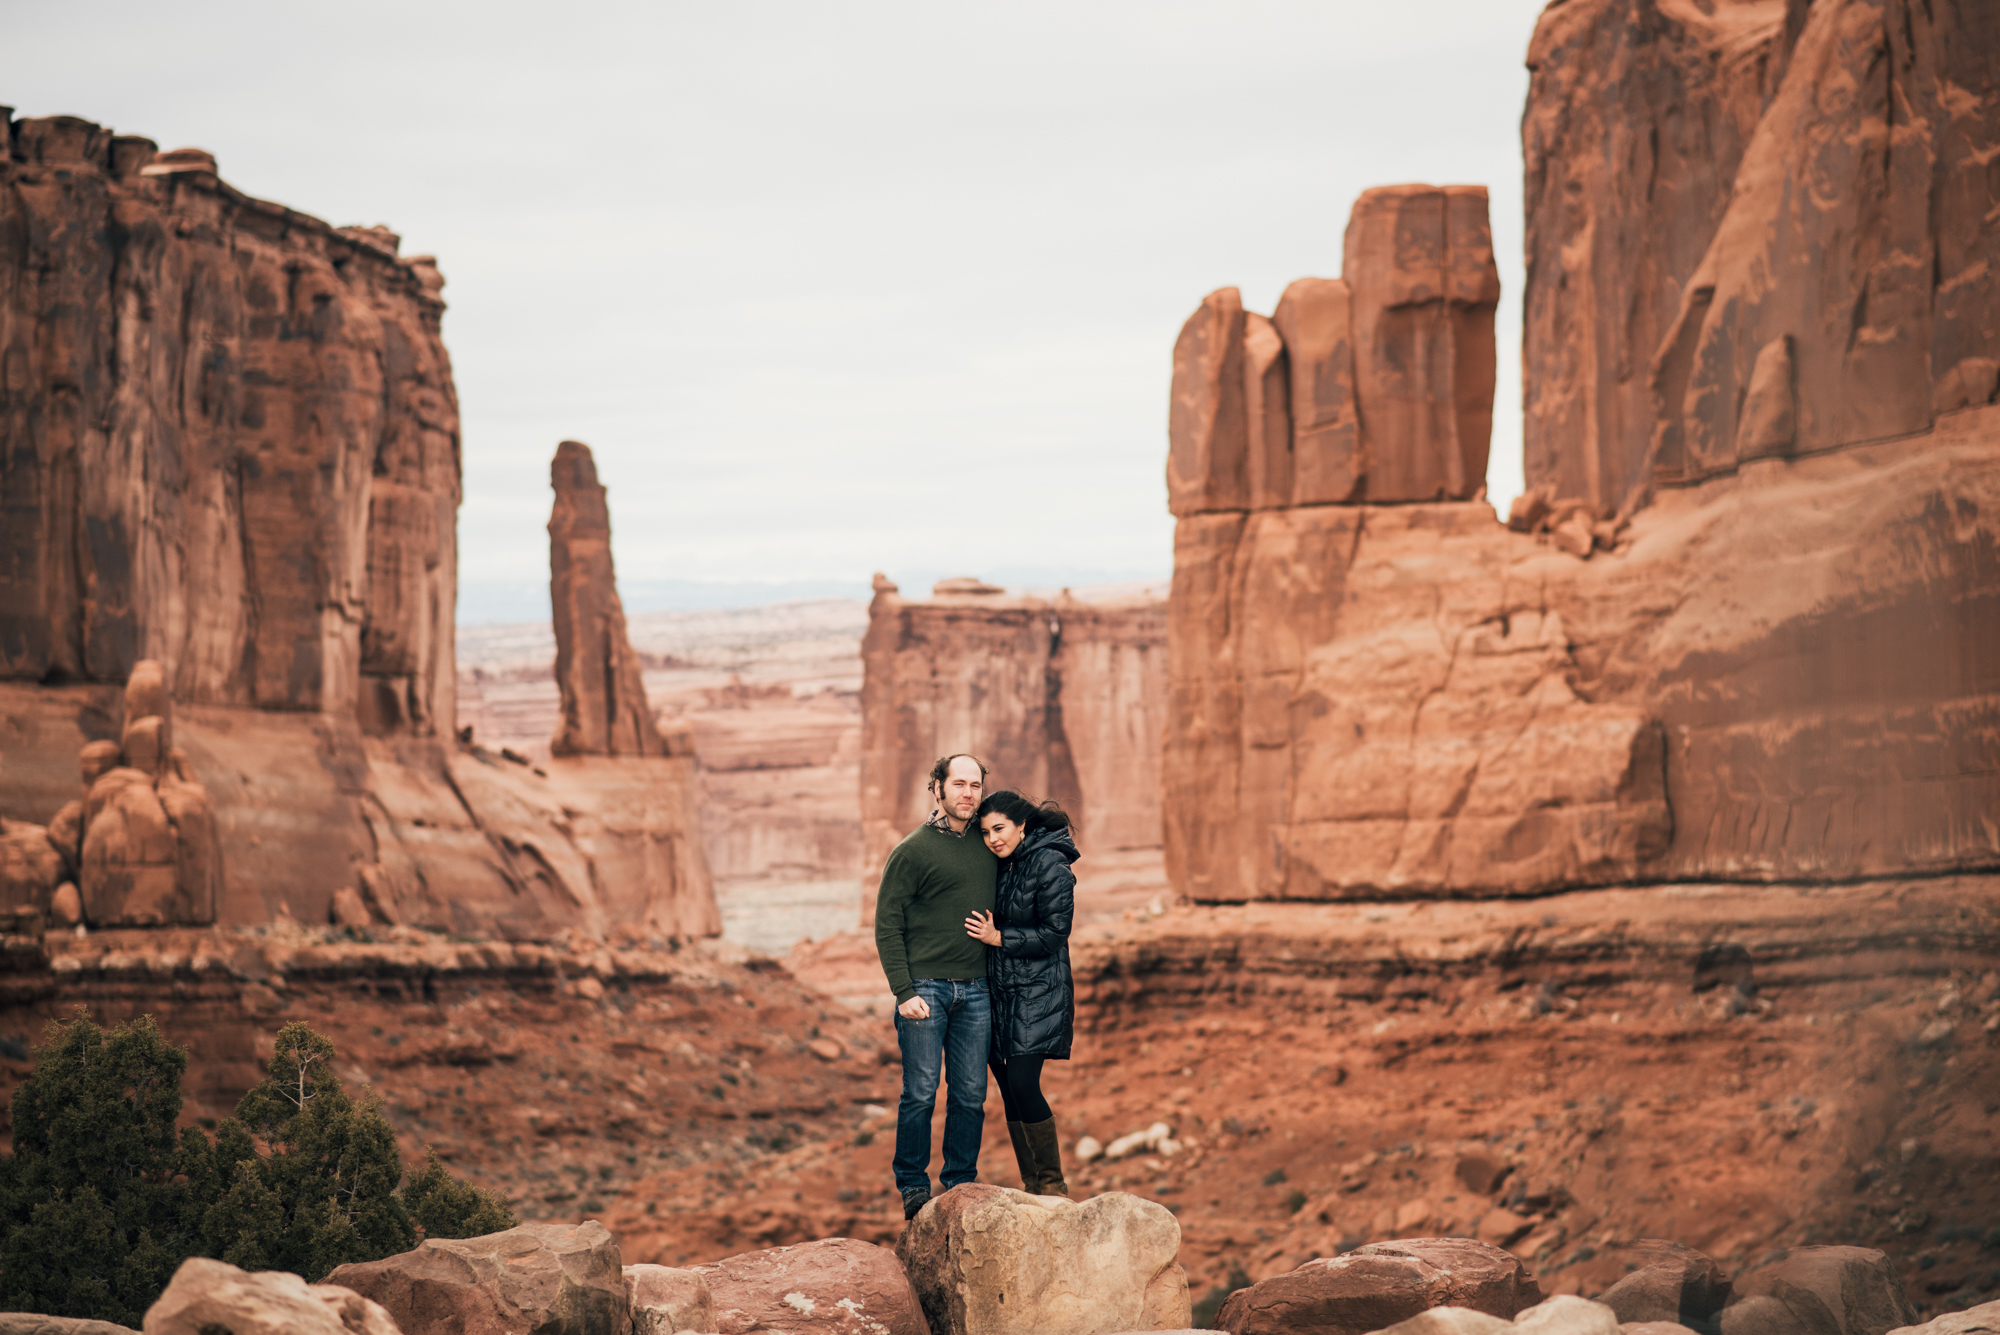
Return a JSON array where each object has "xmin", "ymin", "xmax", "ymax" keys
[{"xmin": 9, "ymin": 0, "xmax": 1548, "ymax": 620}]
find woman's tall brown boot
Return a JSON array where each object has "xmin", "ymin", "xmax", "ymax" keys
[
  {"xmin": 1023, "ymin": 1116, "xmax": 1069, "ymax": 1197},
  {"xmin": 1006, "ymin": 1120, "xmax": 1036, "ymax": 1191}
]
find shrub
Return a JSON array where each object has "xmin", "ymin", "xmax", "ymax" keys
[{"xmin": 0, "ymin": 1010, "xmax": 517, "ymax": 1324}]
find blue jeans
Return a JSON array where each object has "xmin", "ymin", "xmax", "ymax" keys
[{"xmin": 892, "ymin": 977, "xmax": 991, "ymax": 1194}]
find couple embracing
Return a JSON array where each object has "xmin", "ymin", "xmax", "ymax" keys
[{"xmin": 873, "ymin": 752, "xmax": 1077, "ymax": 1221}]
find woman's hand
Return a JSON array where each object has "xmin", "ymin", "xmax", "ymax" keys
[{"xmin": 964, "ymin": 910, "xmax": 1001, "ymax": 946}]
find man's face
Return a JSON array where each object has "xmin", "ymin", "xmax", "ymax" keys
[{"xmin": 936, "ymin": 756, "xmax": 984, "ymax": 824}]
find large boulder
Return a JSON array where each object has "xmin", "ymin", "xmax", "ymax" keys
[
  {"xmin": 0, "ymin": 819, "xmax": 63, "ymax": 913},
  {"xmin": 1719, "ymin": 1249, "xmax": 1916, "ymax": 1335},
  {"xmin": 626, "ymin": 1264, "xmax": 716, "ymax": 1335},
  {"xmin": 0, "ymin": 1316, "xmax": 141, "ymax": 1335},
  {"xmin": 142, "ymin": 1256, "xmax": 401, "ymax": 1335},
  {"xmin": 327, "ymin": 1220, "xmax": 630, "ymax": 1335},
  {"xmin": 1217, "ymin": 1238, "xmax": 1542, "ymax": 1335},
  {"xmin": 692, "ymin": 1237, "xmax": 926, "ymax": 1335},
  {"xmin": 1595, "ymin": 1242, "xmax": 1731, "ymax": 1331},
  {"xmin": 897, "ymin": 1185, "xmax": 1188, "ymax": 1335},
  {"xmin": 79, "ymin": 769, "xmax": 181, "ymax": 925}
]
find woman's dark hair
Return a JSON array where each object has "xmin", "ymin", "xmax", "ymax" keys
[{"xmin": 975, "ymin": 789, "xmax": 1072, "ymax": 838}]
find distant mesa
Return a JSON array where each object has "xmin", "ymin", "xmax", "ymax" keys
[{"xmin": 931, "ymin": 577, "xmax": 1006, "ymax": 597}]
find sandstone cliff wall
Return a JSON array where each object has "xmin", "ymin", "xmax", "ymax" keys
[
  {"xmin": 858, "ymin": 578, "xmax": 1166, "ymax": 922},
  {"xmin": 0, "ymin": 114, "xmax": 718, "ymax": 939},
  {"xmin": 1163, "ymin": 2, "xmax": 2000, "ymax": 901},
  {"xmin": 0, "ymin": 115, "xmax": 458, "ymax": 735},
  {"xmin": 1523, "ymin": 0, "xmax": 2000, "ymax": 509}
]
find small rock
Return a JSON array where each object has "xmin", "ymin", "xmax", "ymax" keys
[
  {"xmin": 695, "ymin": 1236, "xmax": 925, "ymax": 1335},
  {"xmin": 1455, "ymin": 1155, "xmax": 1512, "ymax": 1196},
  {"xmin": 1104, "ymin": 1121, "xmax": 1175, "ymax": 1160},
  {"xmin": 331, "ymin": 885, "xmax": 375, "ymax": 929},
  {"xmin": 0, "ymin": 1314, "xmax": 142, "ymax": 1335},
  {"xmin": 143, "ymin": 1256, "xmax": 402, "ymax": 1335},
  {"xmin": 626, "ymin": 1264, "xmax": 715, "ymax": 1335},
  {"xmin": 1596, "ymin": 1241, "xmax": 1730, "ymax": 1328},
  {"xmin": 1076, "ymin": 1135, "xmax": 1104, "ymax": 1164},
  {"xmin": 50, "ymin": 882, "xmax": 83, "ymax": 927},
  {"xmin": 1516, "ymin": 1296, "xmax": 1623, "ymax": 1335},
  {"xmin": 899, "ymin": 1184, "xmax": 1188, "ymax": 1335},
  {"xmin": 1551, "ymin": 512, "xmax": 1596, "ymax": 559},
  {"xmin": 807, "ymin": 1037, "xmax": 845, "ymax": 1061},
  {"xmin": 1476, "ymin": 1208, "xmax": 1533, "ymax": 1249},
  {"xmin": 575, "ymin": 975, "xmax": 606, "ymax": 1002}
]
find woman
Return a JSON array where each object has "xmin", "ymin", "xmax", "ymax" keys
[{"xmin": 963, "ymin": 789, "xmax": 1077, "ymax": 1197}]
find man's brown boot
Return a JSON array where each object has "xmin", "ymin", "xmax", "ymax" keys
[
  {"xmin": 1005, "ymin": 1120, "xmax": 1036, "ymax": 1191},
  {"xmin": 1023, "ymin": 1116, "xmax": 1069, "ymax": 1197}
]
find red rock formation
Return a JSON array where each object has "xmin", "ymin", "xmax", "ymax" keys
[
  {"xmin": 0, "ymin": 113, "xmax": 717, "ymax": 941},
  {"xmin": 1163, "ymin": 0, "xmax": 2000, "ymax": 900},
  {"xmin": 1170, "ymin": 188, "xmax": 1497, "ymax": 514},
  {"xmin": 1648, "ymin": 0, "xmax": 2000, "ymax": 486},
  {"xmin": 1521, "ymin": 0, "xmax": 1803, "ymax": 511},
  {"xmin": 0, "ymin": 113, "xmax": 457, "ymax": 734},
  {"xmin": 858, "ymin": 577, "xmax": 1166, "ymax": 921},
  {"xmin": 548, "ymin": 440, "xmax": 664, "ymax": 757}
]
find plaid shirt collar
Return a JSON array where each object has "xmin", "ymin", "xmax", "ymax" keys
[{"xmin": 925, "ymin": 809, "xmax": 975, "ymax": 838}]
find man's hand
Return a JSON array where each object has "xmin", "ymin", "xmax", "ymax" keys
[{"xmin": 898, "ymin": 994, "xmax": 931, "ymax": 1020}]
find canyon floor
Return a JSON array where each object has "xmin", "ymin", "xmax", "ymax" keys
[{"xmin": 9, "ymin": 874, "xmax": 1987, "ymax": 1325}]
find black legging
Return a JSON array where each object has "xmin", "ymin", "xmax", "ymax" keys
[{"xmin": 991, "ymin": 1054, "xmax": 1050, "ymax": 1123}]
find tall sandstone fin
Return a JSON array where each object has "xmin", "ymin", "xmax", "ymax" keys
[{"xmin": 548, "ymin": 440, "xmax": 664, "ymax": 758}]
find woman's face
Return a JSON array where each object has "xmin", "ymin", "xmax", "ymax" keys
[{"xmin": 980, "ymin": 812, "xmax": 1026, "ymax": 859}]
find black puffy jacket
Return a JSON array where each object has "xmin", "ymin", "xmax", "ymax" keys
[{"xmin": 988, "ymin": 825, "xmax": 1077, "ymax": 1060}]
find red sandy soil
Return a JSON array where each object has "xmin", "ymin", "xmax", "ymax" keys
[
  {"xmin": 4, "ymin": 877, "xmax": 1994, "ymax": 1323},
  {"xmin": 608, "ymin": 879, "xmax": 2000, "ymax": 1320}
]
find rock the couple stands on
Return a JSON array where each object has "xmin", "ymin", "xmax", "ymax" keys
[{"xmin": 873, "ymin": 753, "xmax": 1079, "ymax": 1219}]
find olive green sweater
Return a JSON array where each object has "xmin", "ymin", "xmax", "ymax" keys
[{"xmin": 874, "ymin": 823, "xmax": 998, "ymax": 1004}]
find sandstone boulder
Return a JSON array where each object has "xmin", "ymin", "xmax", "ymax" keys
[
  {"xmin": 898, "ymin": 1185, "xmax": 1187, "ymax": 1335},
  {"xmin": 1623, "ymin": 1325, "xmax": 1705, "ymax": 1335},
  {"xmin": 693, "ymin": 1237, "xmax": 925, "ymax": 1335},
  {"xmin": 143, "ymin": 1256, "xmax": 402, "ymax": 1335},
  {"xmin": 45, "ymin": 800, "xmax": 84, "ymax": 875},
  {"xmin": 1217, "ymin": 1238, "xmax": 1541, "ymax": 1335},
  {"xmin": 80, "ymin": 770, "xmax": 180, "ymax": 925},
  {"xmin": 1515, "ymin": 1298, "xmax": 1623, "ymax": 1335},
  {"xmin": 1595, "ymin": 1242, "xmax": 1729, "ymax": 1330},
  {"xmin": 78, "ymin": 741, "xmax": 122, "ymax": 786},
  {"xmin": 327, "ymin": 1220, "xmax": 631, "ymax": 1335},
  {"xmin": 1719, "ymin": 1249, "xmax": 1915, "ymax": 1335},
  {"xmin": 1370, "ymin": 1308, "xmax": 1516, "ymax": 1335},
  {"xmin": 0, "ymin": 819, "xmax": 63, "ymax": 912},
  {"xmin": 625, "ymin": 1264, "xmax": 716, "ymax": 1335},
  {"xmin": 0, "ymin": 1315, "xmax": 140, "ymax": 1335}
]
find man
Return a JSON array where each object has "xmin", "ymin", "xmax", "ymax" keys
[{"xmin": 874, "ymin": 752, "xmax": 998, "ymax": 1220}]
